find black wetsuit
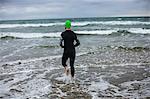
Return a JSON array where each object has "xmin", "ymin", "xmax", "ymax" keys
[{"xmin": 60, "ymin": 30, "xmax": 80, "ymax": 77}]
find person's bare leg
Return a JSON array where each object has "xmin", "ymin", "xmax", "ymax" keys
[
  {"xmin": 62, "ymin": 53, "xmax": 69, "ymax": 75},
  {"xmin": 64, "ymin": 66, "xmax": 69, "ymax": 76}
]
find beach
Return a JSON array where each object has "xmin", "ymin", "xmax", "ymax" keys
[{"xmin": 0, "ymin": 17, "xmax": 150, "ymax": 98}]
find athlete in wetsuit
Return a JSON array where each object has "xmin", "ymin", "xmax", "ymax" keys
[{"xmin": 60, "ymin": 20, "xmax": 80, "ymax": 78}]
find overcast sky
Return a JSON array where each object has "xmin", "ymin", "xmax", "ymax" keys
[{"xmin": 0, "ymin": 0, "xmax": 149, "ymax": 20}]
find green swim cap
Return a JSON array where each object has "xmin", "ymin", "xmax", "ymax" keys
[{"xmin": 65, "ymin": 20, "xmax": 71, "ymax": 28}]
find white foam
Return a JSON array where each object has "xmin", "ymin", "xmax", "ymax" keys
[
  {"xmin": 98, "ymin": 21, "xmax": 150, "ymax": 25},
  {"xmin": 0, "ymin": 70, "xmax": 35, "ymax": 76},
  {"xmin": 0, "ymin": 22, "xmax": 90, "ymax": 28},
  {"xmin": 0, "ymin": 28, "xmax": 150, "ymax": 39},
  {"xmin": 88, "ymin": 76, "xmax": 119, "ymax": 98},
  {"xmin": 129, "ymin": 28, "xmax": 150, "ymax": 34},
  {"xmin": 0, "ymin": 21, "xmax": 149, "ymax": 28},
  {"xmin": 74, "ymin": 21, "xmax": 150, "ymax": 26},
  {"xmin": 0, "ymin": 81, "xmax": 10, "ymax": 97},
  {"xmin": 119, "ymin": 78, "xmax": 150, "ymax": 98},
  {"xmin": 0, "ymin": 30, "xmax": 112, "ymax": 39},
  {"xmin": 0, "ymin": 30, "xmax": 113, "ymax": 39},
  {"xmin": 0, "ymin": 23, "xmax": 64, "ymax": 28},
  {"xmin": 0, "ymin": 32, "xmax": 61, "ymax": 38},
  {"xmin": 89, "ymin": 81, "xmax": 109, "ymax": 91},
  {"xmin": 0, "ymin": 55, "xmax": 61, "ymax": 66},
  {"xmin": 0, "ymin": 52, "xmax": 88, "ymax": 66},
  {"xmin": 55, "ymin": 74, "xmax": 73, "ymax": 84},
  {"xmin": 88, "ymin": 76, "xmax": 118, "ymax": 91},
  {"xmin": 23, "ymin": 78, "xmax": 51, "ymax": 98},
  {"xmin": 75, "ymin": 28, "xmax": 150, "ymax": 35},
  {"xmin": 94, "ymin": 62, "xmax": 150, "ymax": 69},
  {"xmin": 75, "ymin": 30, "xmax": 115, "ymax": 35}
]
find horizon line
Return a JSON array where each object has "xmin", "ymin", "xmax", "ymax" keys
[{"xmin": 0, "ymin": 15, "xmax": 149, "ymax": 21}]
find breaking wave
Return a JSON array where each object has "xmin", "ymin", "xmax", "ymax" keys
[
  {"xmin": 0, "ymin": 28, "xmax": 150, "ymax": 39},
  {"xmin": 0, "ymin": 21, "xmax": 150, "ymax": 28},
  {"xmin": 112, "ymin": 46, "xmax": 150, "ymax": 52},
  {"xmin": 100, "ymin": 45, "xmax": 150, "ymax": 52}
]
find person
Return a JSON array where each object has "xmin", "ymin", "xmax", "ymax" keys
[{"xmin": 60, "ymin": 20, "xmax": 80, "ymax": 78}]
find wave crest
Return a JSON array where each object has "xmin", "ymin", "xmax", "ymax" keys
[
  {"xmin": 0, "ymin": 29, "xmax": 150, "ymax": 39},
  {"xmin": 0, "ymin": 21, "xmax": 150, "ymax": 28},
  {"xmin": 0, "ymin": 36, "xmax": 21, "ymax": 39},
  {"xmin": 106, "ymin": 46, "xmax": 150, "ymax": 52},
  {"xmin": 109, "ymin": 30, "xmax": 132, "ymax": 36}
]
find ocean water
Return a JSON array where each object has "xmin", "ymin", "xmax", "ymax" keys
[
  {"xmin": 0, "ymin": 17, "xmax": 150, "ymax": 99},
  {"xmin": 0, "ymin": 17, "xmax": 150, "ymax": 63}
]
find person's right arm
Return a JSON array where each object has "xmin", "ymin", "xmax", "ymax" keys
[{"xmin": 60, "ymin": 33, "xmax": 64, "ymax": 48}]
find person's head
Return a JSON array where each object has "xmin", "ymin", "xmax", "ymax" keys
[{"xmin": 65, "ymin": 20, "xmax": 71, "ymax": 29}]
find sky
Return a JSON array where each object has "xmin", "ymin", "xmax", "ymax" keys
[{"xmin": 0, "ymin": 0, "xmax": 149, "ymax": 20}]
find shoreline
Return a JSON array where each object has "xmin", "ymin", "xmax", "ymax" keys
[{"xmin": 0, "ymin": 49, "xmax": 150, "ymax": 99}]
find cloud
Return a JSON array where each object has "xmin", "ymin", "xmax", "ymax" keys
[
  {"xmin": 83, "ymin": 0, "xmax": 137, "ymax": 3},
  {"xmin": 0, "ymin": 1, "xmax": 67, "ymax": 19},
  {"xmin": 0, "ymin": 0, "xmax": 149, "ymax": 20}
]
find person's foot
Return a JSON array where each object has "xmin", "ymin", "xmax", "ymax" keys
[{"xmin": 64, "ymin": 66, "xmax": 69, "ymax": 76}]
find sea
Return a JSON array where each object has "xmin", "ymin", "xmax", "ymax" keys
[
  {"xmin": 0, "ymin": 17, "xmax": 150, "ymax": 63},
  {"xmin": 0, "ymin": 17, "xmax": 150, "ymax": 98}
]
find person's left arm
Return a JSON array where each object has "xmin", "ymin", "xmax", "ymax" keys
[{"xmin": 74, "ymin": 33, "xmax": 80, "ymax": 47}]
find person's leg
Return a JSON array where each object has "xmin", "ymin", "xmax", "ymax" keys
[
  {"xmin": 70, "ymin": 51, "xmax": 75, "ymax": 78},
  {"xmin": 62, "ymin": 53, "xmax": 69, "ymax": 75},
  {"xmin": 62, "ymin": 53, "xmax": 68, "ymax": 67}
]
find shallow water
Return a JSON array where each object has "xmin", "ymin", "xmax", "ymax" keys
[
  {"xmin": 1, "ymin": 34, "xmax": 150, "ymax": 64},
  {"xmin": 0, "ymin": 49, "xmax": 150, "ymax": 98}
]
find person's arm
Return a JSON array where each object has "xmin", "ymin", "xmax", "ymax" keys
[
  {"xmin": 60, "ymin": 33, "xmax": 64, "ymax": 48},
  {"xmin": 74, "ymin": 33, "xmax": 80, "ymax": 47}
]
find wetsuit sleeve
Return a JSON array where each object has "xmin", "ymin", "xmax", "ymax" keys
[
  {"xmin": 74, "ymin": 33, "xmax": 80, "ymax": 47},
  {"xmin": 60, "ymin": 33, "xmax": 64, "ymax": 48}
]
